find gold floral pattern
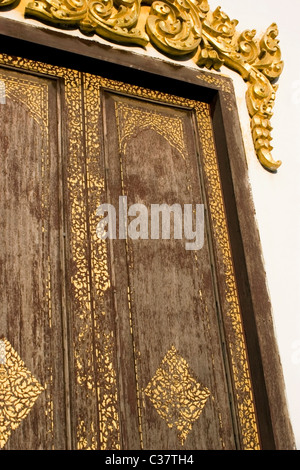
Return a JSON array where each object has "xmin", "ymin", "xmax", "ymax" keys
[
  {"xmin": 144, "ymin": 346, "xmax": 211, "ymax": 445},
  {"xmin": 0, "ymin": 338, "xmax": 44, "ymax": 449}
]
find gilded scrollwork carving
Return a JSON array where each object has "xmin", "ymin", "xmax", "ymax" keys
[
  {"xmin": 81, "ymin": 0, "xmax": 148, "ymax": 46},
  {"xmin": 247, "ymin": 70, "xmax": 281, "ymax": 171},
  {"xmin": 25, "ymin": 0, "xmax": 88, "ymax": 26},
  {"xmin": 145, "ymin": 0, "xmax": 208, "ymax": 56},
  {"xmin": 25, "ymin": 0, "xmax": 148, "ymax": 46},
  {"xmin": 199, "ymin": 10, "xmax": 283, "ymax": 171},
  {"xmin": 22, "ymin": 0, "xmax": 284, "ymax": 170}
]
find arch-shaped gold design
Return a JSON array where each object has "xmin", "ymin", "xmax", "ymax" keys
[
  {"xmin": 115, "ymin": 100, "xmax": 188, "ymax": 160},
  {"xmin": 0, "ymin": 0, "xmax": 283, "ymax": 171}
]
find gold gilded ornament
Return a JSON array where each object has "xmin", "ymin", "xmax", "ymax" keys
[
  {"xmin": 22, "ymin": 0, "xmax": 284, "ymax": 171},
  {"xmin": 199, "ymin": 11, "xmax": 283, "ymax": 171},
  {"xmin": 25, "ymin": 0, "xmax": 148, "ymax": 46},
  {"xmin": 146, "ymin": 0, "xmax": 208, "ymax": 56},
  {"xmin": 0, "ymin": 338, "xmax": 44, "ymax": 449},
  {"xmin": 144, "ymin": 345, "xmax": 210, "ymax": 445}
]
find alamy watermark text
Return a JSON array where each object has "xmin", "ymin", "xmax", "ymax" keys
[{"xmin": 96, "ymin": 196, "xmax": 205, "ymax": 251}]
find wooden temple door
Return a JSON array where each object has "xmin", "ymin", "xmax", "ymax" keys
[{"xmin": 0, "ymin": 54, "xmax": 261, "ymax": 450}]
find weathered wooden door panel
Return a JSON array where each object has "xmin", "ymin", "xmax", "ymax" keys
[
  {"xmin": 100, "ymin": 92, "xmax": 237, "ymax": 449},
  {"xmin": 0, "ymin": 68, "xmax": 67, "ymax": 449},
  {"xmin": 0, "ymin": 56, "xmax": 260, "ymax": 450}
]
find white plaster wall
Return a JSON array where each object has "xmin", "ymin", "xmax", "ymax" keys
[
  {"xmin": 0, "ymin": 0, "xmax": 299, "ymax": 449},
  {"xmin": 208, "ymin": 0, "xmax": 300, "ymax": 450}
]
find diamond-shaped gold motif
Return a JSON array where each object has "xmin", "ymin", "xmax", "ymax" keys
[
  {"xmin": 144, "ymin": 345, "xmax": 210, "ymax": 445},
  {"xmin": 0, "ymin": 337, "xmax": 44, "ymax": 448}
]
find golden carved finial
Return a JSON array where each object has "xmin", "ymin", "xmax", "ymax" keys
[
  {"xmin": 199, "ymin": 9, "xmax": 283, "ymax": 171},
  {"xmin": 14, "ymin": 0, "xmax": 282, "ymax": 170}
]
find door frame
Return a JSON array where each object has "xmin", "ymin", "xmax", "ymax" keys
[{"xmin": 0, "ymin": 15, "xmax": 295, "ymax": 450}]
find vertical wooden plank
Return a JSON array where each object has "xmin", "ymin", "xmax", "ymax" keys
[
  {"xmin": 101, "ymin": 91, "xmax": 237, "ymax": 449},
  {"xmin": 60, "ymin": 69, "xmax": 100, "ymax": 450},
  {"xmin": 0, "ymin": 68, "xmax": 67, "ymax": 449},
  {"xmin": 82, "ymin": 73, "xmax": 122, "ymax": 450},
  {"xmin": 62, "ymin": 69, "xmax": 121, "ymax": 450},
  {"xmin": 194, "ymin": 102, "xmax": 260, "ymax": 449}
]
